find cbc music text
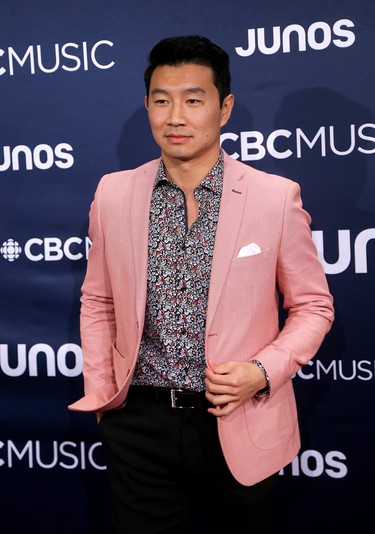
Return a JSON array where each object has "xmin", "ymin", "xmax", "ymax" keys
[
  {"xmin": 0, "ymin": 440, "xmax": 105, "ymax": 470},
  {"xmin": 0, "ymin": 40, "xmax": 114, "ymax": 76},
  {"xmin": 220, "ymin": 123, "xmax": 375, "ymax": 161},
  {"xmin": 235, "ymin": 18, "xmax": 355, "ymax": 57},
  {"xmin": 295, "ymin": 359, "xmax": 375, "ymax": 381}
]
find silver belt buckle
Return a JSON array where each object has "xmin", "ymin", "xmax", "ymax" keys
[{"xmin": 170, "ymin": 388, "xmax": 195, "ymax": 409}]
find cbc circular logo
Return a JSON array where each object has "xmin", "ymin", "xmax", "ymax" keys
[
  {"xmin": 0, "ymin": 239, "xmax": 22, "ymax": 262},
  {"xmin": 0, "ymin": 236, "xmax": 92, "ymax": 262}
]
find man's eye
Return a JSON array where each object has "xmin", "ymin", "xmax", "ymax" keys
[
  {"xmin": 155, "ymin": 99, "xmax": 168, "ymax": 104},
  {"xmin": 187, "ymin": 99, "xmax": 201, "ymax": 104}
]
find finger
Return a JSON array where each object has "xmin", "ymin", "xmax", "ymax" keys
[
  {"xmin": 205, "ymin": 366, "xmax": 228, "ymax": 384},
  {"xmin": 207, "ymin": 405, "xmax": 225, "ymax": 417},
  {"xmin": 205, "ymin": 381, "xmax": 239, "ymax": 398},
  {"xmin": 205, "ymin": 367, "xmax": 217, "ymax": 382},
  {"xmin": 207, "ymin": 358, "xmax": 217, "ymax": 372},
  {"xmin": 205, "ymin": 390, "xmax": 240, "ymax": 406},
  {"xmin": 207, "ymin": 358, "xmax": 234, "ymax": 375},
  {"xmin": 205, "ymin": 369, "xmax": 235, "ymax": 387},
  {"xmin": 208, "ymin": 400, "xmax": 241, "ymax": 418}
]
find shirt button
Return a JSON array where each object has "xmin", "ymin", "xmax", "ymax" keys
[{"xmin": 181, "ymin": 243, "xmax": 186, "ymax": 251}]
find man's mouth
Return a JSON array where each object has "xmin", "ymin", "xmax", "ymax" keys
[{"xmin": 165, "ymin": 134, "xmax": 191, "ymax": 144}]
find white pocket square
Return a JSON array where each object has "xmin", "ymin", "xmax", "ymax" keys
[{"xmin": 237, "ymin": 243, "xmax": 262, "ymax": 258}]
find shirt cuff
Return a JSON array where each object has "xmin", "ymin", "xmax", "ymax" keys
[{"xmin": 248, "ymin": 359, "xmax": 271, "ymax": 397}]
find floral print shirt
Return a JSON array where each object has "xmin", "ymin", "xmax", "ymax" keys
[{"xmin": 132, "ymin": 152, "xmax": 224, "ymax": 391}]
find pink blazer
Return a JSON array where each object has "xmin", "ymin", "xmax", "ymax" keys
[{"xmin": 69, "ymin": 151, "xmax": 334, "ymax": 485}]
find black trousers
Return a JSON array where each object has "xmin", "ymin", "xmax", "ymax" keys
[{"xmin": 98, "ymin": 390, "xmax": 277, "ymax": 534}]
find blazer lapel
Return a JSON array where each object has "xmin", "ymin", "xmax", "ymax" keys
[
  {"xmin": 130, "ymin": 160, "xmax": 160, "ymax": 327},
  {"xmin": 128, "ymin": 155, "xmax": 247, "ymax": 334},
  {"xmin": 206, "ymin": 155, "xmax": 248, "ymax": 332}
]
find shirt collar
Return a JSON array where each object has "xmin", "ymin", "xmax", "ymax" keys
[{"xmin": 154, "ymin": 149, "xmax": 224, "ymax": 194}]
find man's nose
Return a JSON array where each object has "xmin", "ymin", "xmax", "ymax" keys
[{"xmin": 167, "ymin": 103, "xmax": 186, "ymax": 125}]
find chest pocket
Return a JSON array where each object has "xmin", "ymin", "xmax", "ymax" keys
[{"xmin": 226, "ymin": 248, "xmax": 272, "ymax": 289}]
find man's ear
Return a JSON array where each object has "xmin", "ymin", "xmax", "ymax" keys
[
  {"xmin": 220, "ymin": 94, "xmax": 234, "ymax": 128},
  {"xmin": 144, "ymin": 95, "xmax": 148, "ymax": 110}
]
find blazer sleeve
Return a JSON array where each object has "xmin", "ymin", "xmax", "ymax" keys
[
  {"xmin": 79, "ymin": 175, "xmax": 117, "ymax": 396},
  {"xmin": 255, "ymin": 180, "xmax": 334, "ymax": 395}
]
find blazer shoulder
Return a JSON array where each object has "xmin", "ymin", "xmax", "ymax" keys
[
  {"xmin": 99, "ymin": 158, "xmax": 161, "ymax": 190},
  {"xmin": 223, "ymin": 151, "xmax": 296, "ymax": 195},
  {"xmin": 101, "ymin": 158, "xmax": 160, "ymax": 182}
]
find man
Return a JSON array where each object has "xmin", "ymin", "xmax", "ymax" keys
[{"xmin": 69, "ymin": 35, "xmax": 334, "ymax": 533}]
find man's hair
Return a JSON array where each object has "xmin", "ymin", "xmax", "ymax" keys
[{"xmin": 144, "ymin": 35, "xmax": 231, "ymax": 106}]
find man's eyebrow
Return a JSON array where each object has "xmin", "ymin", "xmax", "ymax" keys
[
  {"xmin": 150, "ymin": 88, "xmax": 168, "ymax": 96},
  {"xmin": 183, "ymin": 87, "xmax": 206, "ymax": 94},
  {"xmin": 150, "ymin": 87, "xmax": 206, "ymax": 96}
]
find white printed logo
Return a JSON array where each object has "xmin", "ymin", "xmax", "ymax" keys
[
  {"xmin": 295, "ymin": 359, "xmax": 375, "ymax": 381},
  {"xmin": 235, "ymin": 19, "xmax": 355, "ymax": 57},
  {"xmin": 221, "ymin": 123, "xmax": 375, "ymax": 162},
  {"xmin": 0, "ymin": 440, "xmax": 106, "ymax": 470},
  {"xmin": 0, "ymin": 143, "xmax": 74, "ymax": 172},
  {"xmin": 0, "ymin": 239, "xmax": 22, "ymax": 262},
  {"xmin": 0, "ymin": 236, "xmax": 91, "ymax": 262},
  {"xmin": 280, "ymin": 450, "xmax": 348, "ymax": 478},
  {"xmin": 0, "ymin": 343, "xmax": 82, "ymax": 377},
  {"xmin": 0, "ymin": 40, "xmax": 114, "ymax": 76},
  {"xmin": 312, "ymin": 228, "xmax": 375, "ymax": 274}
]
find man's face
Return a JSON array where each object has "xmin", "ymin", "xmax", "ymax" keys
[{"xmin": 145, "ymin": 63, "xmax": 233, "ymax": 165}]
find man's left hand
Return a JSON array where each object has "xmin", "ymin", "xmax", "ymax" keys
[{"xmin": 205, "ymin": 358, "xmax": 267, "ymax": 417}]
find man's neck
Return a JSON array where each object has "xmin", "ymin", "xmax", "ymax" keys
[{"xmin": 162, "ymin": 150, "xmax": 221, "ymax": 195}]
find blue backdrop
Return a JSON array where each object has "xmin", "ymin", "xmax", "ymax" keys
[{"xmin": 1, "ymin": 1, "xmax": 374, "ymax": 532}]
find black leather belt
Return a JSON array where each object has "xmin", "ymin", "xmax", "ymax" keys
[{"xmin": 128, "ymin": 385, "xmax": 209, "ymax": 409}]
